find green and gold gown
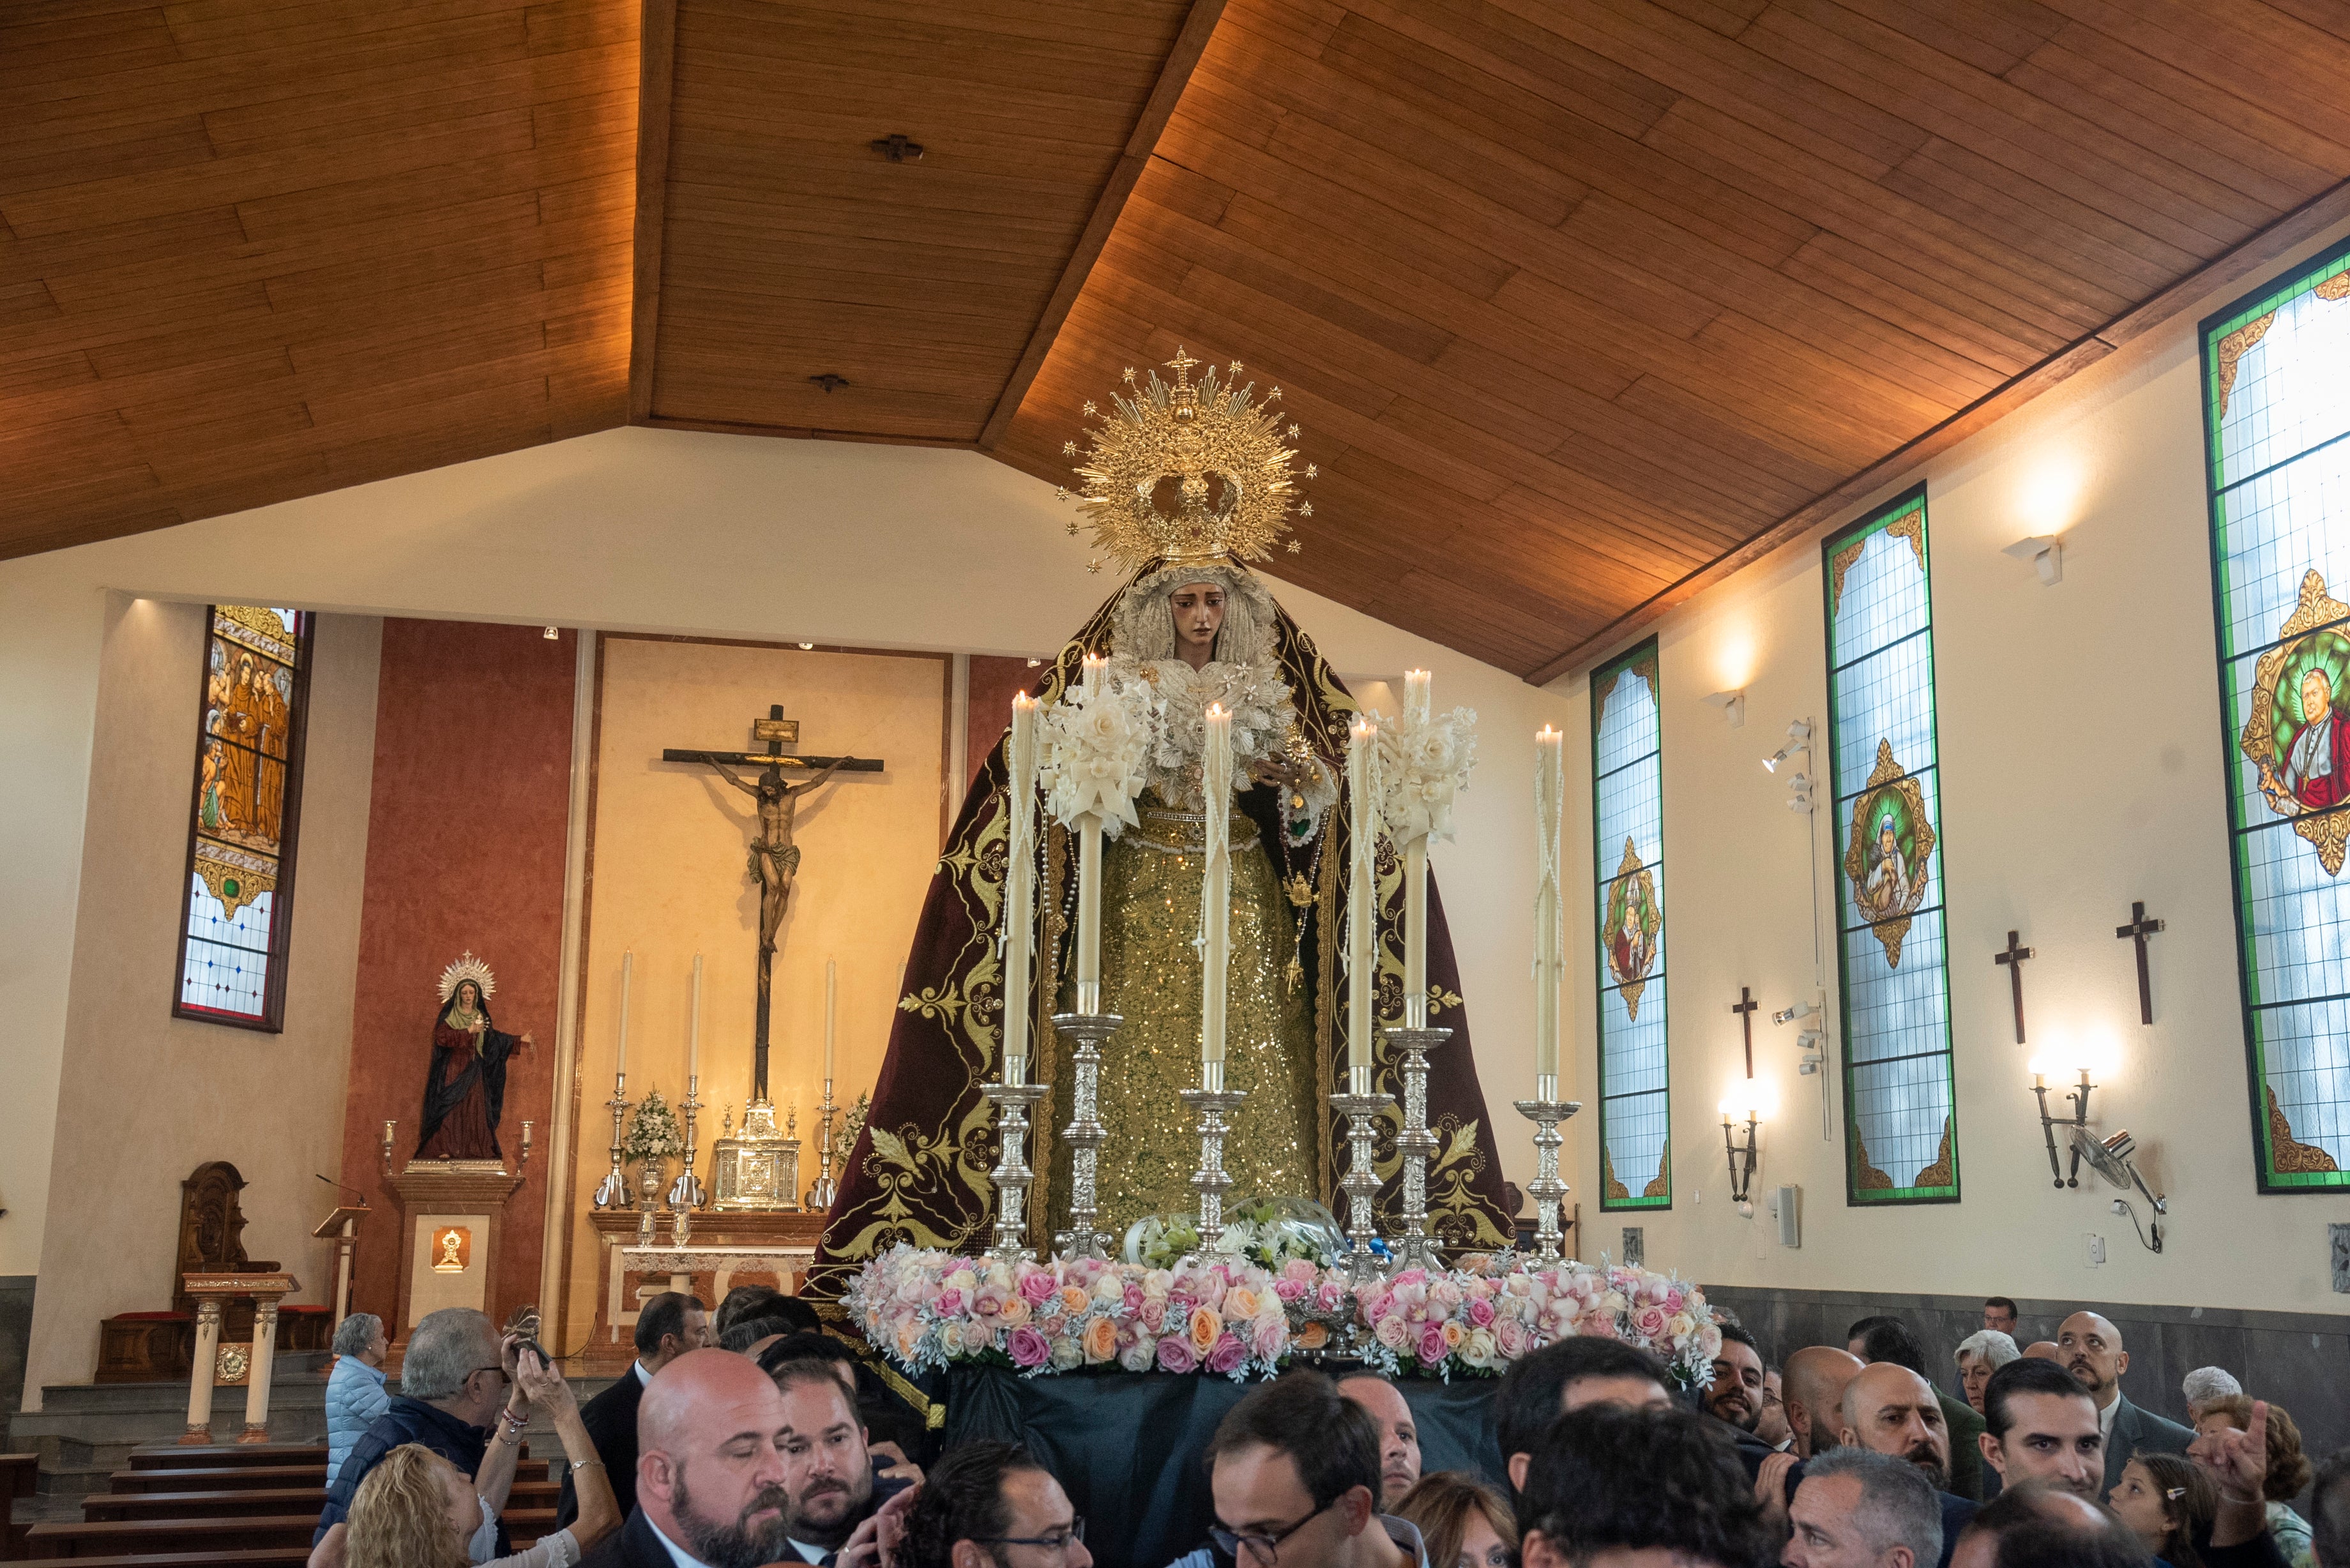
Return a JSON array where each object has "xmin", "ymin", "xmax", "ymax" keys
[{"xmin": 1047, "ymin": 787, "xmax": 1321, "ymax": 1239}]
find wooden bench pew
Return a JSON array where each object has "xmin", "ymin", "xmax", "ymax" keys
[
  {"xmin": 12, "ymin": 1546, "xmax": 313, "ymax": 1568},
  {"xmin": 28, "ymin": 1512, "xmax": 551, "ymax": 1560},
  {"xmin": 86, "ymin": 1484, "xmax": 557, "ymax": 1523},
  {"xmin": 126, "ymin": 1452, "xmax": 324, "ymax": 1474},
  {"xmin": 4, "ymin": 1453, "xmax": 38, "ymax": 1561},
  {"xmin": 104, "ymin": 1475, "xmax": 324, "ymax": 1498}
]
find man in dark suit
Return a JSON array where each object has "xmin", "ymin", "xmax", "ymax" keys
[
  {"xmin": 1837, "ymin": 1361, "xmax": 1978, "ymax": 1568},
  {"xmin": 556, "ymin": 1292, "xmax": 709, "ymax": 1528},
  {"xmin": 1851, "ymin": 1316, "xmax": 1987, "ymax": 1501},
  {"xmin": 579, "ymin": 1350, "xmax": 798, "ymax": 1568},
  {"xmin": 2054, "ymin": 1311, "xmax": 2192, "ymax": 1494}
]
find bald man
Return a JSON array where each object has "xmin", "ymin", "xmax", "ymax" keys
[
  {"xmin": 1841, "ymin": 1362, "xmax": 1978, "ymax": 1568},
  {"xmin": 580, "ymin": 1349, "xmax": 795, "ymax": 1568},
  {"xmin": 1784, "ymin": 1346, "xmax": 1865, "ymax": 1460},
  {"xmin": 2020, "ymin": 1343, "xmax": 2061, "ymax": 1363},
  {"xmin": 2053, "ymin": 1311, "xmax": 2190, "ymax": 1493}
]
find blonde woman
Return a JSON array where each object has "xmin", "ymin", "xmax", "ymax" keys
[{"xmin": 312, "ymin": 1349, "xmax": 616, "ymax": 1568}]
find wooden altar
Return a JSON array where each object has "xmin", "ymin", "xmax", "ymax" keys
[
  {"xmin": 179, "ymin": 1271, "xmax": 298, "ymax": 1444},
  {"xmin": 580, "ymin": 1209, "xmax": 824, "ymax": 1369},
  {"xmin": 390, "ymin": 1162, "xmax": 524, "ymax": 1345}
]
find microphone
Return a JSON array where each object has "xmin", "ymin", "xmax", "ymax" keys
[{"xmin": 315, "ymin": 1173, "xmax": 367, "ymax": 1201}]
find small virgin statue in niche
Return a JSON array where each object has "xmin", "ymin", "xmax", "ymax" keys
[{"xmin": 416, "ymin": 953, "xmax": 534, "ymax": 1163}]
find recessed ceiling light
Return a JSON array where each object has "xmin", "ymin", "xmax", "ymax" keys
[
  {"xmin": 799, "ymin": 642, "xmax": 815, "ymax": 651},
  {"xmin": 542, "ymin": 626, "xmax": 559, "ymax": 640}
]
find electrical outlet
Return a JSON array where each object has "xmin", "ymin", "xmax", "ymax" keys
[{"xmin": 2086, "ymin": 1232, "xmax": 2106, "ymax": 1267}]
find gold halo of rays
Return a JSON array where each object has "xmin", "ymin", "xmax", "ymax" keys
[{"xmin": 1055, "ymin": 347, "xmax": 1310, "ymax": 574}]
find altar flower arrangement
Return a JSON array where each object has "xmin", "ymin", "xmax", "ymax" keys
[
  {"xmin": 620, "ymin": 1089, "xmax": 685, "ymax": 1166},
  {"xmin": 1040, "ymin": 674, "xmax": 1156, "ymax": 836},
  {"xmin": 1375, "ymin": 705, "xmax": 1478, "ymax": 844},
  {"xmin": 846, "ymin": 1246, "xmax": 1718, "ymax": 1387},
  {"xmin": 1124, "ymin": 1197, "xmax": 1341, "ymax": 1272},
  {"xmin": 1133, "ymin": 658, "xmax": 1298, "ymax": 806}
]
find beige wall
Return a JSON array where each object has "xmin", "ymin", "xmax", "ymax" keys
[
  {"xmin": 563, "ymin": 637, "xmax": 951, "ymax": 1338},
  {"xmin": 1586, "ymin": 217, "xmax": 2350, "ymax": 1312},
  {"xmin": 20, "ymin": 600, "xmax": 380, "ymax": 1405},
  {"xmin": 3, "ymin": 430, "xmax": 1570, "ymax": 1392}
]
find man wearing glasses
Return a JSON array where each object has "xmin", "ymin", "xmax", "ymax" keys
[
  {"xmin": 1167, "ymin": 1371, "xmax": 1428, "ymax": 1568},
  {"xmin": 897, "ymin": 1441, "xmax": 1091, "ymax": 1568},
  {"xmin": 315, "ymin": 1308, "xmax": 526, "ymax": 1557}
]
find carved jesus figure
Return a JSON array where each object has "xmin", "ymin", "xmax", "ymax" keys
[{"xmin": 706, "ymin": 756, "xmax": 851, "ymax": 956}]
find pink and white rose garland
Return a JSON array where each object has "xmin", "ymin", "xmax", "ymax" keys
[{"xmin": 845, "ymin": 1246, "xmax": 1719, "ymax": 1386}]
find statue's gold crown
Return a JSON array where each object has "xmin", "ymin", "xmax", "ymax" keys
[{"xmin": 1056, "ymin": 348, "xmax": 1313, "ymax": 575}]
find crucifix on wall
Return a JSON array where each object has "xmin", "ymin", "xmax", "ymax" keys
[
  {"xmin": 2116, "ymin": 901, "xmax": 2165, "ymax": 1025},
  {"xmin": 1992, "ymin": 930, "xmax": 2035, "ymax": 1044},
  {"xmin": 1730, "ymin": 986, "xmax": 1759, "ymax": 1076},
  {"xmin": 660, "ymin": 704, "xmax": 883, "ymax": 1100}
]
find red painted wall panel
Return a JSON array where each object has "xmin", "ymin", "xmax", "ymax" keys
[{"xmin": 337, "ymin": 621, "xmax": 575, "ymax": 1337}]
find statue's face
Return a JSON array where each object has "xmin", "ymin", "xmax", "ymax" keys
[
  {"xmin": 1170, "ymin": 582, "xmax": 1226, "ymax": 654},
  {"xmin": 456, "ymin": 981, "xmax": 478, "ymax": 1009},
  {"xmin": 2305, "ymin": 668, "xmax": 2333, "ymax": 724}
]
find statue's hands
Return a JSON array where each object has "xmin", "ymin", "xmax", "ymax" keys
[
  {"xmin": 1248, "ymin": 755, "xmax": 1309, "ymax": 792},
  {"xmin": 519, "ymin": 1032, "xmax": 537, "ymax": 1055}
]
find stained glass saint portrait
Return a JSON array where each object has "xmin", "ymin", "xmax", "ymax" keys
[
  {"xmin": 1591, "ymin": 638, "xmax": 1671, "ymax": 1209},
  {"xmin": 2203, "ymin": 236, "xmax": 2350, "ymax": 1188},
  {"xmin": 174, "ymin": 605, "xmax": 312, "ymax": 1030},
  {"xmin": 1822, "ymin": 490, "xmax": 1959, "ymax": 1203}
]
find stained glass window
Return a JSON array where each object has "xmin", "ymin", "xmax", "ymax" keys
[
  {"xmin": 2202, "ymin": 239, "xmax": 2350, "ymax": 1191},
  {"xmin": 174, "ymin": 605, "xmax": 313, "ymax": 1030},
  {"xmin": 1823, "ymin": 488, "xmax": 1959, "ymax": 1204},
  {"xmin": 1592, "ymin": 638, "xmax": 1669, "ymax": 1209}
]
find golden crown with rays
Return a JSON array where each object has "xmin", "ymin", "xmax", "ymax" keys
[
  {"xmin": 1056, "ymin": 347, "xmax": 1315, "ymax": 574},
  {"xmin": 437, "ymin": 950, "xmax": 497, "ymax": 1006}
]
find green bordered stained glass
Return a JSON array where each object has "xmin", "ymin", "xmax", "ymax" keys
[
  {"xmin": 1822, "ymin": 487, "xmax": 1959, "ymax": 1205},
  {"xmin": 1592, "ymin": 637, "xmax": 1670, "ymax": 1209},
  {"xmin": 2201, "ymin": 237, "xmax": 2350, "ymax": 1191}
]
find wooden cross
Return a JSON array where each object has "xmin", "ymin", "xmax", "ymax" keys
[
  {"xmin": 660, "ymin": 704, "xmax": 883, "ymax": 1099},
  {"xmin": 2116, "ymin": 901, "xmax": 2165, "ymax": 1025},
  {"xmin": 1991, "ymin": 930, "xmax": 2036, "ymax": 1044},
  {"xmin": 1730, "ymin": 986, "xmax": 1759, "ymax": 1077}
]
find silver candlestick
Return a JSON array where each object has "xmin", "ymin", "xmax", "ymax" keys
[
  {"xmin": 1330, "ymin": 1064, "xmax": 1395, "ymax": 1284},
  {"xmin": 806, "ymin": 1078, "xmax": 840, "ymax": 1211},
  {"xmin": 1052, "ymin": 1011, "xmax": 1121, "ymax": 1258},
  {"xmin": 669, "ymin": 1074, "xmax": 705, "ymax": 1246},
  {"xmin": 1513, "ymin": 1076, "xmax": 1581, "ymax": 1263},
  {"xmin": 1179, "ymin": 1062, "xmax": 1250, "ymax": 1253},
  {"xmin": 592, "ymin": 1073, "xmax": 630, "ymax": 1210},
  {"xmin": 983, "ymin": 1055, "xmax": 1049, "ymax": 1261},
  {"xmin": 1384, "ymin": 1025, "xmax": 1452, "ymax": 1272}
]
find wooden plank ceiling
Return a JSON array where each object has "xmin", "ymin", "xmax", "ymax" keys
[
  {"xmin": 0, "ymin": 0, "xmax": 641, "ymax": 558},
  {"xmin": 7, "ymin": 1, "xmax": 2350, "ymax": 680}
]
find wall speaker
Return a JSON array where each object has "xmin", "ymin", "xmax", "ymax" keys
[{"xmin": 1771, "ymin": 1184, "xmax": 1801, "ymax": 1248}]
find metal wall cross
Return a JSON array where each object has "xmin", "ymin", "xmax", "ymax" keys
[
  {"xmin": 1992, "ymin": 930, "xmax": 2035, "ymax": 1044},
  {"xmin": 1731, "ymin": 986, "xmax": 1759, "ymax": 1076},
  {"xmin": 2116, "ymin": 901, "xmax": 2165, "ymax": 1025}
]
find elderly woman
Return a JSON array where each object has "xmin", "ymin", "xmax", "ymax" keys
[
  {"xmin": 2192, "ymin": 1395, "xmax": 2317, "ymax": 1568},
  {"xmin": 1953, "ymin": 1329, "xmax": 2020, "ymax": 1415},
  {"xmin": 310, "ymin": 1349, "xmax": 615, "ymax": 1568},
  {"xmin": 1393, "ymin": 1472, "xmax": 1517, "ymax": 1568},
  {"xmin": 327, "ymin": 1313, "xmax": 391, "ymax": 1482},
  {"xmin": 2183, "ymin": 1367, "xmax": 2245, "ymax": 1424}
]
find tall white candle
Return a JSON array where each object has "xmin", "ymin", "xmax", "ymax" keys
[
  {"xmin": 1346, "ymin": 719, "xmax": 1378, "ymax": 1076},
  {"xmin": 1201, "ymin": 704, "xmax": 1234, "ymax": 1067},
  {"xmin": 824, "ymin": 958, "xmax": 837, "ymax": 1083},
  {"xmin": 1074, "ymin": 654, "xmax": 1109, "ymax": 1015},
  {"xmin": 618, "ymin": 949, "xmax": 633, "ymax": 1075},
  {"xmin": 689, "ymin": 953, "xmax": 702, "ymax": 1079},
  {"xmin": 1003, "ymin": 693, "xmax": 1040, "ymax": 1077},
  {"xmin": 1534, "ymin": 727, "xmax": 1564, "ymax": 1082},
  {"xmin": 1402, "ymin": 670, "xmax": 1433, "ymax": 1029}
]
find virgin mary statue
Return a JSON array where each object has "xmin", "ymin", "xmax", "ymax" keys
[{"xmin": 813, "ymin": 354, "xmax": 1515, "ymax": 1287}]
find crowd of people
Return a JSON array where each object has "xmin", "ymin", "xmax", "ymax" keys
[{"xmin": 305, "ymin": 1288, "xmax": 2345, "ymax": 1568}]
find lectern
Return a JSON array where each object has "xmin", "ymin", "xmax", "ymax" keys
[
  {"xmin": 312, "ymin": 1205, "xmax": 368, "ymax": 1326},
  {"xmin": 179, "ymin": 1271, "xmax": 296, "ymax": 1444}
]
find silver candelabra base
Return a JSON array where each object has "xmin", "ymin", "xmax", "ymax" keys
[
  {"xmin": 1384, "ymin": 1025, "xmax": 1452, "ymax": 1272},
  {"xmin": 982, "ymin": 1063, "xmax": 1049, "ymax": 1262},
  {"xmin": 1179, "ymin": 1071, "xmax": 1250, "ymax": 1254},
  {"xmin": 1331, "ymin": 1070, "xmax": 1394, "ymax": 1285},
  {"xmin": 593, "ymin": 1073, "xmax": 630, "ymax": 1210},
  {"xmin": 806, "ymin": 1080, "xmax": 840, "ymax": 1212},
  {"xmin": 1513, "ymin": 1084, "xmax": 1581, "ymax": 1262},
  {"xmin": 1051, "ymin": 1012, "xmax": 1121, "ymax": 1259}
]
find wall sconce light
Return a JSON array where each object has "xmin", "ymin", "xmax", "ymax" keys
[
  {"xmin": 2029, "ymin": 1056, "xmax": 2095, "ymax": 1187},
  {"xmin": 2001, "ymin": 535, "xmax": 2065, "ymax": 585},
  {"xmin": 1720, "ymin": 1101, "xmax": 1761, "ymax": 1215},
  {"xmin": 1703, "ymin": 690, "xmax": 1746, "ymax": 728},
  {"xmin": 542, "ymin": 625, "xmax": 559, "ymax": 640}
]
